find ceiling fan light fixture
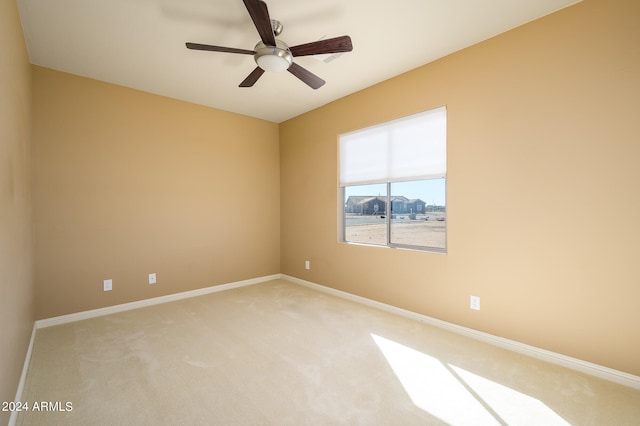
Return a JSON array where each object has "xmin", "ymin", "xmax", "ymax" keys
[
  {"xmin": 254, "ymin": 41, "xmax": 292, "ymax": 72},
  {"xmin": 185, "ymin": 1, "xmax": 352, "ymax": 89}
]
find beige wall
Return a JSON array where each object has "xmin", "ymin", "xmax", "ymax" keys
[
  {"xmin": 32, "ymin": 67, "xmax": 280, "ymax": 319},
  {"xmin": 280, "ymin": 0, "xmax": 640, "ymax": 376},
  {"xmin": 0, "ymin": 0, "xmax": 34, "ymax": 422}
]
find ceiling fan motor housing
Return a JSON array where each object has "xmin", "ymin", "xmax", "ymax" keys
[{"xmin": 254, "ymin": 40, "xmax": 293, "ymax": 72}]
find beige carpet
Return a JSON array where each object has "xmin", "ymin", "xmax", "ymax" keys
[{"xmin": 16, "ymin": 279, "xmax": 640, "ymax": 425}]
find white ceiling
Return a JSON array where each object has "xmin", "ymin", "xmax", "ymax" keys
[{"xmin": 17, "ymin": 0, "xmax": 579, "ymax": 123}]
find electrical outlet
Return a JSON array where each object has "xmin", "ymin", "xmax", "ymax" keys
[
  {"xmin": 103, "ymin": 279, "xmax": 113, "ymax": 292},
  {"xmin": 305, "ymin": 260, "xmax": 310, "ymax": 270},
  {"xmin": 470, "ymin": 295, "xmax": 480, "ymax": 310},
  {"xmin": 148, "ymin": 273, "xmax": 156, "ymax": 284}
]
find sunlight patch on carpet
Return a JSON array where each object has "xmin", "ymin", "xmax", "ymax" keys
[{"xmin": 371, "ymin": 334, "xmax": 570, "ymax": 426}]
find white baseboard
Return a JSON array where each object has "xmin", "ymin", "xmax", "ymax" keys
[
  {"xmin": 36, "ymin": 274, "xmax": 282, "ymax": 329},
  {"xmin": 9, "ymin": 323, "xmax": 37, "ymax": 426},
  {"xmin": 282, "ymin": 274, "xmax": 640, "ymax": 391}
]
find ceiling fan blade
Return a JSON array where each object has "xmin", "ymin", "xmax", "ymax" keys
[
  {"xmin": 290, "ymin": 35, "xmax": 353, "ymax": 57},
  {"xmin": 239, "ymin": 67, "xmax": 265, "ymax": 87},
  {"xmin": 242, "ymin": 0, "xmax": 276, "ymax": 46},
  {"xmin": 186, "ymin": 42, "xmax": 255, "ymax": 55},
  {"xmin": 287, "ymin": 62, "xmax": 325, "ymax": 89}
]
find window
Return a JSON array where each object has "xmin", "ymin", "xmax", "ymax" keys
[{"xmin": 339, "ymin": 106, "xmax": 447, "ymax": 252}]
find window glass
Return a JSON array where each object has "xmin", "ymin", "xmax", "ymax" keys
[
  {"xmin": 344, "ymin": 183, "xmax": 387, "ymax": 246},
  {"xmin": 390, "ymin": 179, "xmax": 446, "ymax": 250}
]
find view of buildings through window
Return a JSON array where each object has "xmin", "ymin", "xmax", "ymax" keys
[{"xmin": 343, "ymin": 179, "xmax": 446, "ymax": 251}]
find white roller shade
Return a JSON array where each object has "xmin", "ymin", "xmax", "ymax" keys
[{"xmin": 339, "ymin": 106, "xmax": 446, "ymax": 186}]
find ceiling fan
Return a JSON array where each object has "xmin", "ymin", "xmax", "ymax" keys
[{"xmin": 186, "ymin": 0, "xmax": 353, "ymax": 89}]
